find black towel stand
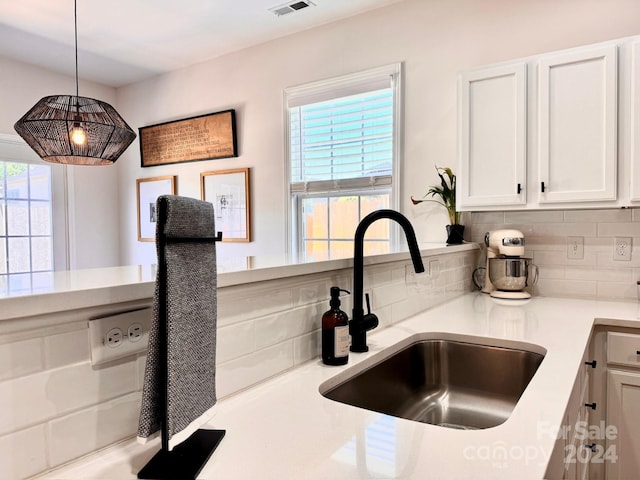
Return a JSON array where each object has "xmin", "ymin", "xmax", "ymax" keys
[{"xmin": 138, "ymin": 199, "xmax": 225, "ymax": 480}]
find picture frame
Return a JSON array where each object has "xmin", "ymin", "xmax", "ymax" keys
[
  {"xmin": 136, "ymin": 176, "xmax": 177, "ymax": 242},
  {"xmin": 139, "ymin": 109, "xmax": 238, "ymax": 167},
  {"xmin": 201, "ymin": 168, "xmax": 251, "ymax": 242}
]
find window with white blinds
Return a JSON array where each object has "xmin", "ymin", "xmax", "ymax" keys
[{"xmin": 285, "ymin": 64, "xmax": 402, "ymax": 260}]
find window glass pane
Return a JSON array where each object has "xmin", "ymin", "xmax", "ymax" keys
[
  {"xmin": 0, "ymin": 238, "xmax": 6, "ymax": 274},
  {"xmin": 0, "ymin": 162, "xmax": 5, "ymax": 198},
  {"xmin": 8, "ymin": 237, "xmax": 30, "ymax": 273},
  {"xmin": 363, "ymin": 240, "xmax": 390, "ymax": 256},
  {"xmin": 299, "ymin": 191, "xmax": 391, "ymax": 261},
  {"xmin": 302, "ymin": 197, "xmax": 328, "ymax": 239},
  {"xmin": 304, "ymin": 240, "xmax": 329, "ymax": 262},
  {"xmin": 328, "ymin": 240, "xmax": 353, "ymax": 260},
  {"xmin": 31, "ymin": 237, "xmax": 52, "ymax": 271},
  {"xmin": 329, "ymin": 196, "xmax": 358, "ymax": 239},
  {"xmin": 7, "ymin": 200, "xmax": 29, "ymax": 235},
  {"xmin": 31, "ymin": 272, "xmax": 54, "ymax": 292},
  {"xmin": 0, "ymin": 204, "xmax": 5, "ymax": 236},
  {"xmin": 31, "ymin": 202, "xmax": 52, "ymax": 235},
  {"xmin": 29, "ymin": 165, "xmax": 52, "ymax": 200},
  {"xmin": 7, "ymin": 273, "xmax": 32, "ymax": 295},
  {"xmin": 5, "ymin": 162, "xmax": 29, "ymax": 199},
  {"xmin": 362, "ymin": 194, "xmax": 390, "ymax": 240}
]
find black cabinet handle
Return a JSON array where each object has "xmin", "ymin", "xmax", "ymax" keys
[
  {"xmin": 517, "ymin": 183, "xmax": 522, "ymax": 194},
  {"xmin": 585, "ymin": 360, "xmax": 597, "ymax": 368},
  {"xmin": 585, "ymin": 402, "xmax": 597, "ymax": 410},
  {"xmin": 636, "ymin": 350, "xmax": 640, "ymax": 355},
  {"xmin": 585, "ymin": 443, "xmax": 597, "ymax": 453},
  {"xmin": 541, "ymin": 181, "xmax": 546, "ymax": 192}
]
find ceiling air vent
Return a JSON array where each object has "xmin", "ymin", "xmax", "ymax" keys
[{"xmin": 269, "ymin": 1, "xmax": 316, "ymax": 16}]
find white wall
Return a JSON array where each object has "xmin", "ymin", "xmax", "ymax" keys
[
  {"xmin": 116, "ymin": 0, "xmax": 640, "ymax": 266},
  {"xmin": 0, "ymin": 57, "xmax": 121, "ymax": 269},
  {"xmin": 3, "ymin": 0, "xmax": 640, "ymax": 268}
]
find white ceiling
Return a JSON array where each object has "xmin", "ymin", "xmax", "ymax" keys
[{"xmin": 0, "ymin": 0, "xmax": 403, "ymax": 88}]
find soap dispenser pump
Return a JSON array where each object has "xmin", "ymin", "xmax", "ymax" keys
[{"xmin": 322, "ymin": 287, "xmax": 350, "ymax": 366}]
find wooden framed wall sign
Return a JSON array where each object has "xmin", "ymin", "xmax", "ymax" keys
[
  {"xmin": 201, "ymin": 168, "xmax": 251, "ymax": 242},
  {"xmin": 136, "ymin": 176, "xmax": 177, "ymax": 241},
  {"xmin": 139, "ymin": 110, "xmax": 237, "ymax": 167}
]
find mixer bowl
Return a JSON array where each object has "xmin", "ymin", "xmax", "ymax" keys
[{"xmin": 489, "ymin": 258, "xmax": 533, "ymax": 291}]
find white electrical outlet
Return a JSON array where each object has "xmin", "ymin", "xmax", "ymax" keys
[
  {"xmin": 614, "ymin": 237, "xmax": 632, "ymax": 261},
  {"xmin": 105, "ymin": 328, "xmax": 124, "ymax": 348},
  {"xmin": 88, "ymin": 307, "xmax": 151, "ymax": 365}
]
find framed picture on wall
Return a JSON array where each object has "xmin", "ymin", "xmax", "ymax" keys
[
  {"xmin": 136, "ymin": 175, "xmax": 177, "ymax": 241},
  {"xmin": 201, "ymin": 168, "xmax": 251, "ymax": 242},
  {"xmin": 139, "ymin": 110, "xmax": 238, "ymax": 167}
]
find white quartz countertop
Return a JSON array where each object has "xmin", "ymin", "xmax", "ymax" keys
[
  {"xmin": 0, "ymin": 243, "xmax": 475, "ymax": 321},
  {"xmin": 37, "ymin": 293, "xmax": 640, "ymax": 480}
]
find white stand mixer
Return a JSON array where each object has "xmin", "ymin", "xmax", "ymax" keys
[{"xmin": 482, "ymin": 229, "xmax": 536, "ymax": 300}]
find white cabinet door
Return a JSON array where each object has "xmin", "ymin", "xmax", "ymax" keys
[
  {"xmin": 606, "ymin": 369, "xmax": 640, "ymax": 479},
  {"xmin": 458, "ymin": 62, "xmax": 527, "ymax": 209},
  {"xmin": 538, "ymin": 44, "xmax": 618, "ymax": 203},
  {"xmin": 629, "ymin": 40, "xmax": 640, "ymax": 201}
]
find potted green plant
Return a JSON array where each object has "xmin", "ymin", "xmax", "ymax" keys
[{"xmin": 411, "ymin": 166, "xmax": 464, "ymax": 245}]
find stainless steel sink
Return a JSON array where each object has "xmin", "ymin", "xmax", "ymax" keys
[{"xmin": 321, "ymin": 338, "xmax": 545, "ymax": 430}]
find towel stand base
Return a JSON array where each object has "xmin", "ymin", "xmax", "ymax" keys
[{"xmin": 137, "ymin": 428, "xmax": 226, "ymax": 479}]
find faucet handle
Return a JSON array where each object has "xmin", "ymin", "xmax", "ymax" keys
[{"xmin": 365, "ymin": 293, "xmax": 372, "ymax": 315}]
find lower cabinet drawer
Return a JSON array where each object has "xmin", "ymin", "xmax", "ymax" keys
[{"xmin": 607, "ymin": 332, "xmax": 640, "ymax": 368}]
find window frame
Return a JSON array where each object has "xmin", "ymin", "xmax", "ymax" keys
[
  {"xmin": 284, "ymin": 63, "xmax": 403, "ymax": 259},
  {"xmin": 0, "ymin": 133, "xmax": 69, "ymax": 280}
]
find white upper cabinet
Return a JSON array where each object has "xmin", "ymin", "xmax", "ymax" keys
[
  {"xmin": 458, "ymin": 62, "xmax": 527, "ymax": 208},
  {"xmin": 629, "ymin": 40, "xmax": 640, "ymax": 201},
  {"xmin": 457, "ymin": 37, "xmax": 633, "ymax": 211},
  {"xmin": 538, "ymin": 44, "xmax": 618, "ymax": 204}
]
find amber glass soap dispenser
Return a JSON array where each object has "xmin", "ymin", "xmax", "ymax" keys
[{"xmin": 322, "ymin": 287, "xmax": 350, "ymax": 365}]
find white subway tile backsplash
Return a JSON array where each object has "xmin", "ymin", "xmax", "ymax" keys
[
  {"xmin": 372, "ymin": 281, "xmax": 408, "ymax": 309},
  {"xmin": 535, "ymin": 278, "xmax": 597, "ymax": 298},
  {"xmin": 218, "ymin": 284, "xmax": 294, "ymax": 327},
  {"xmin": 217, "ymin": 321, "xmax": 255, "ymax": 363},
  {"xmin": 0, "ymin": 338, "xmax": 43, "ymax": 381},
  {"xmin": 564, "ymin": 266, "xmax": 632, "ymax": 283},
  {"xmin": 293, "ymin": 331, "xmax": 320, "ymax": 365},
  {"xmin": 0, "ymin": 360, "xmax": 137, "ymax": 436},
  {"xmin": 505, "ymin": 210, "xmax": 564, "ymax": 224},
  {"xmin": 596, "ymin": 281, "xmax": 638, "ymax": 300},
  {"xmin": 44, "ymin": 329, "xmax": 90, "ymax": 369},
  {"xmin": 217, "ymin": 342, "xmax": 294, "ymax": 399},
  {"xmin": 468, "ymin": 212, "xmax": 506, "ymax": 224},
  {"xmin": 564, "ymin": 209, "xmax": 632, "ymax": 223},
  {"xmin": 0, "ymin": 425, "xmax": 48, "ymax": 480},
  {"xmin": 533, "ymin": 222, "xmax": 597, "ymax": 237},
  {"xmin": 293, "ymin": 274, "xmax": 351, "ymax": 307},
  {"xmin": 468, "ymin": 209, "xmax": 640, "ymax": 301},
  {"xmin": 48, "ymin": 393, "xmax": 141, "ymax": 467},
  {"xmin": 254, "ymin": 304, "xmax": 322, "ymax": 350},
  {"xmin": 596, "ymin": 222, "xmax": 640, "ymax": 237}
]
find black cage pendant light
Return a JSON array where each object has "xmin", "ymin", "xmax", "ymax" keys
[{"xmin": 14, "ymin": 0, "xmax": 136, "ymax": 165}]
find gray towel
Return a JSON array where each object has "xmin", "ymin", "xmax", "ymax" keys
[{"xmin": 137, "ymin": 195, "xmax": 218, "ymax": 449}]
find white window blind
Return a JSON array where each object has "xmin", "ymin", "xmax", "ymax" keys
[
  {"xmin": 286, "ymin": 63, "xmax": 400, "ymax": 195},
  {"xmin": 289, "ymin": 88, "xmax": 393, "ymax": 191}
]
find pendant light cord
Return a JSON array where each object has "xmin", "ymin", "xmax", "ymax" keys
[{"xmin": 74, "ymin": 0, "xmax": 79, "ymax": 99}]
